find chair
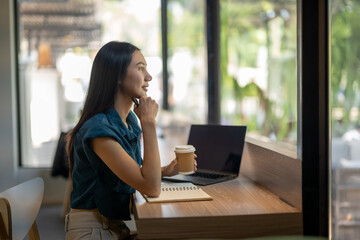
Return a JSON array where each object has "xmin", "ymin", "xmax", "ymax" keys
[{"xmin": 0, "ymin": 177, "xmax": 44, "ymax": 240}]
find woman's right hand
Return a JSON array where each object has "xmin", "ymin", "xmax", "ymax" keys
[
  {"xmin": 133, "ymin": 97, "xmax": 159, "ymax": 123},
  {"xmin": 162, "ymin": 155, "xmax": 198, "ymax": 177}
]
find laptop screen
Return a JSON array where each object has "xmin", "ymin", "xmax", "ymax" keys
[{"xmin": 187, "ymin": 125, "xmax": 247, "ymax": 175}]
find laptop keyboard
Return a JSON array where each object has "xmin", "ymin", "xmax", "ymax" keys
[{"xmin": 189, "ymin": 172, "xmax": 227, "ymax": 179}]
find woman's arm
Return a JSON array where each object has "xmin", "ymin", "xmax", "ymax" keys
[
  {"xmin": 91, "ymin": 97, "xmax": 161, "ymax": 197},
  {"xmin": 91, "ymin": 137, "xmax": 159, "ymax": 197},
  {"xmin": 139, "ymin": 118, "xmax": 161, "ymax": 195}
]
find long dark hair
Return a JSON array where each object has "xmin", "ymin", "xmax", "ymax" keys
[{"xmin": 66, "ymin": 41, "xmax": 140, "ymax": 172}]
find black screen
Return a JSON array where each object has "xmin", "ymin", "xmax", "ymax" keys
[{"xmin": 187, "ymin": 125, "xmax": 247, "ymax": 175}]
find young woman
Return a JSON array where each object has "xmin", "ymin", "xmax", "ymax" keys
[{"xmin": 65, "ymin": 41, "xmax": 192, "ymax": 240}]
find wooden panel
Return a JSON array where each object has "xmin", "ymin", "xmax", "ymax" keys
[
  {"xmin": 136, "ymin": 213, "xmax": 302, "ymax": 239},
  {"xmin": 241, "ymin": 137, "xmax": 302, "ymax": 210}
]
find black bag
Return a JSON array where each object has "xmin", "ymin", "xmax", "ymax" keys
[{"xmin": 51, "ymin": 132, "xmax": 69, "ymax": 178}]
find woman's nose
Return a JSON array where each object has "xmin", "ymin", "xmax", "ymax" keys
[{"xmin": 145, "ymin": 73, "xmax": 152, "ymax": 81}]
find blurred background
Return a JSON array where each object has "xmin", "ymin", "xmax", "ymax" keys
[{"xmin": 17, "ymin": 0, "xmax": 298, "ymax": 168}]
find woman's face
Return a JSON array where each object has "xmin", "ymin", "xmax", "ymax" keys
[{"xmin": 121, "ymin": 50, "xmax": 152, "ymax": 98}]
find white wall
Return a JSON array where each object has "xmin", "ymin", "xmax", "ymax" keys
[
  {"xmin": 0, "ymin": 0, "xmax": 67, "ymax": 205},
  {"xmin": 0, "ymin": 0, "xmax": 17, "ymax": 191}
]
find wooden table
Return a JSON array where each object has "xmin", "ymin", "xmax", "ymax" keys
[{"xmin": 133, "ymin": 175, "xmax": 302, "ymax": 239}]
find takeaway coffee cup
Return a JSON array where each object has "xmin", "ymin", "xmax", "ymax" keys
[{"xmin": 175, "ymin": 145, "xmax": 196, "ymax": 174}]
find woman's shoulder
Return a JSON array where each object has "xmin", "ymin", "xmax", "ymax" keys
[
  {"xmin": 78, "ymin": 112, "xmax": 112, "ymax": 136},
  {"xmin": 84, "ymin": 112, "xmax": 109, "ymax": 127}
]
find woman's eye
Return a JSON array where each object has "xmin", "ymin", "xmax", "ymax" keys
[{"xmin": 138, "ymin": 67, "xmax": 144, "ymax": 71}]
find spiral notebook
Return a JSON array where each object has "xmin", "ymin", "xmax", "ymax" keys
[{"xmin": 143, "ymin": 182, "xmax": 212, "ymax": 203}]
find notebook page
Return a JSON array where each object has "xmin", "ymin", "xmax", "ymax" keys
[{"xmin": 144, "ymin": 182, "xmax": 212, "ymax": 203}]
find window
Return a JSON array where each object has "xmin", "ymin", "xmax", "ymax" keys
[
  {"xmin": 219, "ymin": 0, "xmax": 297, "ymax": 145},
  {"xmin": 17, "ymin": 0, "xmax": 161, "ymax": 167},
  {"xmin": 331, "ymin": 0, "xmax": 360, "ymax": 239},
  {"xmin": 167, "ymin": 0, "xmax": 206, "ymax": 124},
  {"xmin": 16, "ymin": 0, "xmax": 297, "ymax": 168}
]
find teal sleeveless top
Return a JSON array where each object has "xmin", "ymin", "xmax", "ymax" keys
[{"xmin": 70, "ymin": 108, "xmax": 142, "ymax": 220}]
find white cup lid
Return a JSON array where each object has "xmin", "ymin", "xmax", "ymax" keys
[{"xmin": 174, "ymin": 145, "xmax": 196, "ymax": 153}]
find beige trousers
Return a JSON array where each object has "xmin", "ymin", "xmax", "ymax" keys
[{"xmin": 65, "ymin": 211, "xmax": 130, "ymax": 240}]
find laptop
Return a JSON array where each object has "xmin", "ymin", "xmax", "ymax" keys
[{"xmin": 162, "ymin": 124, "xmax": 247, "ymax": 185}]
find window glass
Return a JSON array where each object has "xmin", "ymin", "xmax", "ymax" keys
[
  {"xmin": 17, "ymin": 0, "xmax": 161, "ymax": 167},
  {"xmin": 167, "ymin": 0, "xmax": 206, "ymax": 124},
  {"xmin": 331, "ymin": 1, "xmax": 360, "ymax": 239},
  {"xmin": 220, "ymin": 0, "xmax": 297, "ymax": 146}
]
